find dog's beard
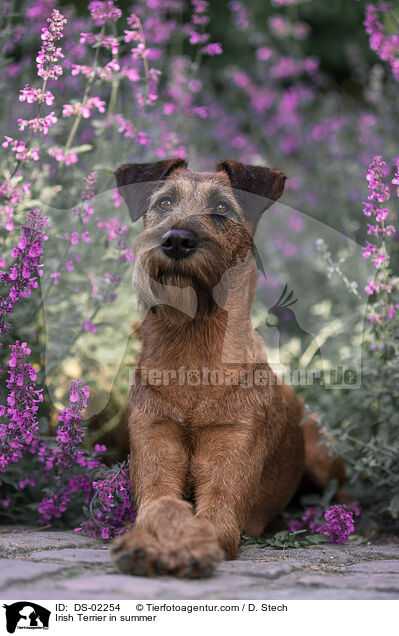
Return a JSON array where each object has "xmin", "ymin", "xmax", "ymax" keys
[
  {"xmin": 133, "ymin": 247, "xmax": 227, "ymax": 320},
  {"xmin": 133, "ymin": 258, "xmax": 197, "ymax": 318}
]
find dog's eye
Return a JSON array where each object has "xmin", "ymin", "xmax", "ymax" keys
[
  {"xmin": 158, "ymin": 198, "xmax": 172, "ymax": 211},
  {"xmin": 213, "ymin": 202, "xmax": 238, "ymax": 220},
  {"xmin": 214, "ymin": 202, "xmax": 230, "ymax": 215}
]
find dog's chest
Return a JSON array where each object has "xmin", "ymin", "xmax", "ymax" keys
[{"xmin": 133, "ymin": 376, "xmax": 261, "ymax": 432}]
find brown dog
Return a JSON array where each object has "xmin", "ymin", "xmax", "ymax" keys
[{"xmin": 110, "ymin": 159, "xmax": 344, "ymax": 578}]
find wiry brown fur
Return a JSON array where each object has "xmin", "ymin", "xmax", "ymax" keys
[{"xmin": 110, "ymin": 160, "xmax": 344, "ymax": 578}]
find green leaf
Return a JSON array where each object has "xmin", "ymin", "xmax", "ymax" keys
[
  {"xmin": 291, "ymin": 529, "xmax": 307, "ymax": 536},
  {"xmin": 305, "ymin": 534, "xmax": 329, "ymax": 544},
  {"xmin": 70, "ymin": 144, "xmax": 93, "ymax": 155}
]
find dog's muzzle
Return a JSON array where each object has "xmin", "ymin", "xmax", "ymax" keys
[{"xmin": 160, "ymin": 228, "xmax": 199, "ymax": 260}]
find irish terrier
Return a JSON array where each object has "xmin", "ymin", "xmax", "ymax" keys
[{"xmin": 110, "ymin": 159, "xmax": 344, "ymax": 578}]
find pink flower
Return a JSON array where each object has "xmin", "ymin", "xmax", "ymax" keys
[
  {"xmin": 101, "ymin": 527, "xmax": 110, "ymax": 539},
  {"xmin": 48, "ymin": 147, "xmax": 78, "ymax": 165},
  {"xmin": 89, "ymin": 1, "xmax": 122, "ymax": 24},
  {"xmin": 127, "ymin": 13, "xmax": 140, "ymax": 28},
  {"xmin": 19, "ymin": 85, "xmax": 54, "ymax": 105},
  {"xmin": 121, "ymin": 67, "xmax": 140, "ymax": 82},
  {"xmin": 189, "ymin": 31, "xmax": 209, "ymax": 45},
  {"xmin": 375, "ymin": 208, "xmax": 389, "ymax": 222},
  {"xmin": 322, "ymin": 505, "xmax": 355, "ymax": 544},
  {"xmin": 63, "ymin": 97, "xmax": 106, "ymax": 119},
  {"xmin": 257, "ymin": 47, "xmax": 273, "ymax": 61},
  {"xmin": 0, "ymin": 210, "xmax": 49, "ymax": 333},
  {"xmin": 17, "ymin": 112, "xmax": 57, "ymax": 135},
  {"xmin": 65, "ymin": 231, "xmax": 90, "ymax": 246},
  {"xmin": 105, "ymin": 114, "xmax": 136, "ymax": 138},
  {"xmin": 288, "ymin": 520, "xmax": 303, "ymax": 532},
  {"xmin": 365, "ymin": 280, "xmax": 378, "ymax": 295},
  {"xmin": 36, "ymin": 9, "xmax": 66, "ymax": 80},
  {"xmin": 97, "ymin": 218, "xmax": 127, "ymax": 242},
  {"xmin": 201, "ymin": 42, "xmax": 223, "ymax": 56},
  {"xmin": 2, "ymin": 137, "xmax": 40, "ymax": 162},
  {"xmin": 112, "ymin": 190, "xmax": 122, "ymax": 208},
  {"xmin": 364, "ymin": 5, "xmax": 399, "ymax": 82},
  {"xmin": 83, "ymin": 319, "xmax": 97, "ymax": 334},
  {"xmin": 366, "ymin": 155, "xmax": 390, "ymax": 203},
  {"xmin": 71, "ymin": 64, "xmax": 93, "ymax": 78},
  {"xmin": 392, "ymin": 159, "xmax": 399, "ymax": 194}
]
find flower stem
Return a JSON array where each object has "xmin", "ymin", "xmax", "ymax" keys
[{"xmin": 57, "ymin": 25, "xmax": 106, "ymax": 174}]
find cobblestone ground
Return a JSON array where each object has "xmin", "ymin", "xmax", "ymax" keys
[{"xmin": 0, "ymin": 528, "xmax": 398, "ymax": 600}]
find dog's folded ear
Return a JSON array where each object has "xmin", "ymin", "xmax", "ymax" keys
[
  {"xmin": 115, "ymin": 159, "xmax": 188, "ymax": 221},
  {"xmin": 216, "ymin": 160, "xmax": 286, "ymax": 230}
]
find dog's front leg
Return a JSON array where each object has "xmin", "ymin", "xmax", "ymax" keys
[
  {"xmin": 111, "ymin": 410, "xmax": 223, "ymax": 577},
  {"xmin": 192, "ymin": 424, "xmax": 266, "ymax": 559}
]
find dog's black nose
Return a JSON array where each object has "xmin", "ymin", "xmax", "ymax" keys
[{"xmin": 160, "ymin": 229, "xmax": 198, "ymax": 260}]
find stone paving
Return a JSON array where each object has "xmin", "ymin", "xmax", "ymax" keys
[{"xmin": 0, "ymin": 527, "xmax": 398, "ymax": 600}]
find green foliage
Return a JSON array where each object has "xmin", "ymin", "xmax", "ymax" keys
[
  {"xmin": 313, "ymin": 319, "xmax": 399, "ymax": 518},
  {"xmin": 241, "ymin": 529, "xmax": 329, "ymax": 550}
]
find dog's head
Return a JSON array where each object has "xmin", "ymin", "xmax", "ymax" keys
[{"xmin": 116, "ymin": 159, "xmax": 285, "ymax": 318}]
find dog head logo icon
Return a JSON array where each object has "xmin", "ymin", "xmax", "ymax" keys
[{"xmin": 3, "ymin": 602, "xmax": 50, "ymax": 634}]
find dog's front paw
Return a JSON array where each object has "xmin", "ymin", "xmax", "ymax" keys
[
  {"xmin": 110, "ymin": 528, "xmax": 162, "ymax": 577},
  {"xmin": 158, "ymin": 520, "xmax": 224, "ymax": 578},
  {"xmin": 110, "ymin": 521, "xmax": 224, "ymax": 578}
]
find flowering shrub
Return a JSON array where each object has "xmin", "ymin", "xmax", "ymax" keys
[
  {"xmin": 289, "ymin": 503, "xmax": 360, "ymax": 544},
  {"xmin": 242, "ymin": 504, "xmax": 359, "ymax": 549},
  {"xmin": 0, "ymin": 210, "xmax": 48, "ymax": 334},
  {"xmin": 0, "ymin": 0, "xmax": 398, "ymax": 539},
  {"xmin": 364, "ymin": 3, "xmax": 399, "ymax": 82},
  {"xmin": 0, "ymin": 337, "xmax": 134, "ymax": 536},
  {"xmin": 315, "ymin": 151, "xmax": 399, "ymax": 521}
]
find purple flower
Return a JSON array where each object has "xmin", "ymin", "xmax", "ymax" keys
[
  {"xmin": 361, "ymin": 155, "xmax": 397, "ymax": 321},
  {"xmin": 38, "ymin": 476, "xmax": 91, "ymax": 524},
  {"xmin": 17, "ymin": 112, "xmax": 57, "ymax": 136},
  {"xmin": 289, "ymin": 502, "xmax": 358, "ymax": 542},
  {"xmin": 201, "ymin": 42, "xmax": 223, "ymax": 56},
  {"xmin": 83, "ymin": 319, "xmax": 97, "ymax": 333},
  {"xmin": 0, "ymin": 209, "xmax": 49, "ymax": 334},
  {"xmin": 19, "ymin": 85, "xmax": 54, "ymax": 105},
  {"xmin": 348, "ymin": 501, "xmax": 362, "ymax": 517},
  {"xmin": 62, "ymin": 97, "xmax": 106, "ymax": 119},
  {"xmin": 365, "ymin": 155, "xmax": 390, "ymax": 203},
  {"xmin": 322, "ymin": 505, "xmax": 355, "ymax": 544},
  {"xmin": 364, "ymin": 4, "xmax": 399, "ymax": 82},
  {"xmin": 301, "ymin": 506, "xmax": 321, "ymax": 523},
  {"xmin": 288, "ymin": 520, "xmax": 303, "ymax": 532},
  {"xmin": 0, "ymin": 341, "xmax": 44, "ymax": 472},
  {"xmin": 89, "ymin": 1, "xmax": 122, "ymax": 25},
  {"xmin": 36, "ymin": 9, "xmax": 67, "ymax": 80},
  {"xmin": 228, "ymin": 1, "xmax": 250, "ymax": 31},
  {"xmin": 77, "ymin": 462, "xmax": 136, "ymax": 540},
  {"xmin": 72, "ymin": 172, "xmax": 97, "ymax": 223},
  {"xmin": 2, "ymin": 137, "xmax": 40, "ymax": 162}
]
